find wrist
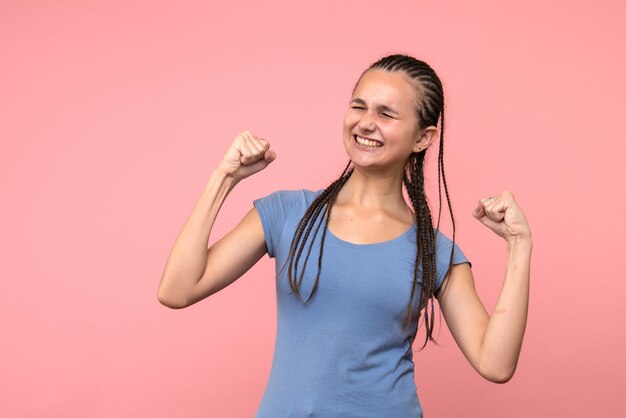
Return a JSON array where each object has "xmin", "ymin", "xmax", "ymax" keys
[
  {"xmin": 506, "ymin": 234, "xmax": 533, "ymax": 250},
  {"xmin": 209, "ymin": 168, "xmax": 240, "ymax": 190}
]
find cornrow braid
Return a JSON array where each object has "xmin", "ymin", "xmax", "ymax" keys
[{"xmin": 285, "ymin": 53, "xmax": 456, "ymax": 350}]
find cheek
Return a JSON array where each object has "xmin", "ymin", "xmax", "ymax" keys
[
  {"xmin": 342, "ymin": 117, "xmax": 350, "ymax": 130},
  {"xmin": 342, "ymin": 117, "xmax": 351, "ymax": 131},
  {"xmin": 343, "ymin": 109, "xmax": 359, "ymax": 126},
  {"xmin": 342, "ymin": 117, "xmax": 355, "ymax": 146}
]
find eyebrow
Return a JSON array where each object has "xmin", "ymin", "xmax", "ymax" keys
[{"xmin": 350, "ymin": 98, "xmax": 399, "ymax": 115}]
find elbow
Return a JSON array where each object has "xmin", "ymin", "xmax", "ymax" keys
[
  {"xmin": 486, "ymin": 371, "xmax": 514, "ymax": 384},
  {"xmin": 480, "ymin": 366, "xmax": 516, "ymax": 384},
  {"xmin": 158, "ymin": 297, "xmax": 188, "ymax": 309},
  {"xmin": 157, "ymin": 289, "xmax": 189, "ymax": 309}
]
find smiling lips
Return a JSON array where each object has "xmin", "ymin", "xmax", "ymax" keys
[{"xmin": 354, "ymin": 135, "xmax": 383, "ymax": 148}]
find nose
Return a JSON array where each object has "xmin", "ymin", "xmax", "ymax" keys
[{"xmin": 358, "ymin": 111, "xmax": 376, "ymax": 132}]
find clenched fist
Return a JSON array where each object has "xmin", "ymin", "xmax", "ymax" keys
[
  {"xmin": 472, "ymin": 190, "xmax": 532, "ymax": 243},
  {"xmin": 218, "ymin": 130, "xmax": 277, "ymax": 181}
]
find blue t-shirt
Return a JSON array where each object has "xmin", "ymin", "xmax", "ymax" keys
[{"xmin": 253, "ymin": 189, "xmax": 471, "ymax": 418}]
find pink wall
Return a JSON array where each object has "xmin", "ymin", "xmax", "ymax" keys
[{"xmin": 2, "ymin": 0, "xmax": 625, "ymax": 417}]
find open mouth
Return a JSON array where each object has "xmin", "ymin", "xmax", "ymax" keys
[{"xmin": 353, "ymin": 135, "xmax": 383, "ymax": 148}]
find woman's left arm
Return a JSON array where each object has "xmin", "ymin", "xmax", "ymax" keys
[{"xmin": 436, "ymin": 190, "xmax": 532, "ymax": 384}]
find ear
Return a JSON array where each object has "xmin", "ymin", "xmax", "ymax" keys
[{"xmin": 412, "ymin": 126, "xmax": 439, "ymax": 153}]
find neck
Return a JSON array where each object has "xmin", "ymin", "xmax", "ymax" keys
[{"xmin": 339, "ymin": 165, "xmax": 407, "ymax": 210}]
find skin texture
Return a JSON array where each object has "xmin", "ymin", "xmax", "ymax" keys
[
  {"xmin": 438, "ymin": 191, "xmax": 531, "ymax": 383},
  {"xmin": 342, "ymin": 69, "xmax": 437, "ymax": 178},
  {"xmin": 330, "ymin": 69, "xmax": 439, "ymax": 243},
  {"xmin": 158, "ymin": 70, "xmax": 532, "ymax": 385}
]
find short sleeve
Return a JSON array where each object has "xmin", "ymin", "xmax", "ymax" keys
[
  {"xmin": 435, "ymin": 232, "xmax": 472, "ymax": 293},
  {"xmin": 253, "ymin": 190, "xmax": 295, "ymax": 258}
]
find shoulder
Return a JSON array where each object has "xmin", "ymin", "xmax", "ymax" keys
[
  {"xmin": 435, "ymin": 230, "xmax": 454, "ymax": 246},
  {"xmin": 434, "ymin": 229, "xmax": 472, "ymax": 268},
  {"xmin": 255, "ymin": 188, "xmax": 324, "ymax": 208},
  {"xmin": 282, "ymin": 188, "xmax": 324, "ymax": 200}
]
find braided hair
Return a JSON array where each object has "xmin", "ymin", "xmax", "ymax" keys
[{"xmin": 283, "ymin": 54, "xmax": 456, "ymax": 350}]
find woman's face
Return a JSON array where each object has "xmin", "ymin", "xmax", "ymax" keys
[{"xmin": 342, "ymin": 69, "xmax": 422, "ymax": 175}]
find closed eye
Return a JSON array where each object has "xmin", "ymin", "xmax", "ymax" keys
[{"xmin": 351, "ymin": 105, "xmax": 395, "ymax": 119}]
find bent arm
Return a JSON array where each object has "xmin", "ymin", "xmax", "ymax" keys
[
  {"xmin": 157, "ymin": 169, "xmax": 267, "ymax": 308},
  {"xmin": 437, "ymin": 237, "xmax": 532, "ymax": 383}
]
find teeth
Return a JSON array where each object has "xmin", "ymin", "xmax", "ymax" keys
[{"xmin": 355, "ymin": 135, "xmax": 383, "ymax": 148}]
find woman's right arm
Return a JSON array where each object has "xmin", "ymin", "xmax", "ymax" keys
[{"xmin": 157, "ymin": 131, "xmax": 277, "ymax": 309}]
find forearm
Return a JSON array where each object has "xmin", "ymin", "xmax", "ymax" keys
[
  {"xmin": 157, "ymin": 169, "xmax": 239, "ymax": 307},
  {"xmin": 478, "ymin": 237, "xmax": 532, "ymax": 382}
]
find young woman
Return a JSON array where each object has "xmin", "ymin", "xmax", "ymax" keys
[{"xmin": 158, "ymin": 54, "xmax": 532, "ymax": 417}]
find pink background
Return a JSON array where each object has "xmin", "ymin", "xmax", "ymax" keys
[{"xmin": 2, "ymin": 1, "xmax": 625, "ymax": 417}]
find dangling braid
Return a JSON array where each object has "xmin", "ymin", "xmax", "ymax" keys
[
  {"xmin": 286, "ymin": 160, "xmax": 354, "ymax": 303},
  {"xmin": 285, "ymin": 53, "xmax": 456, "ymax": 349},
  {"xmin": 403, "ymin": 152, "xmax": 437, "ymax": 350}
]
